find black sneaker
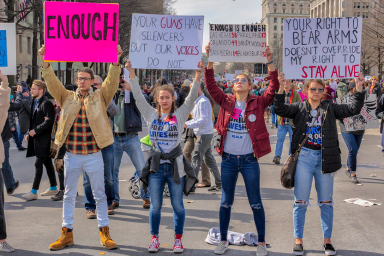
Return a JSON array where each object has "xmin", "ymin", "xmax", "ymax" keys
[
  {"xmin": 292, "ymin": 243, "xmax": 304, "ymax": 255},
  {"xmin": 7, "ymin": 180, "xmax": 19, "ymax": 195},
  {"xmin": 208, "ymin": 185, "xmax": 221, "ymax": 191},
  {"xmin": 350, "ymin": 175, "xmax": 359, "ymax": 183},
  {"xmin": 51, "ymin": 190, "xmax": 64, "ymax": 201},
  {"xmin": 18, "ymin": 147, "xmax": 27, "ymax": 151},
  {"xmin": 273, "ymin": 156, "xmax": 281, "ymax": 165},
  {"xmin": 324, "ymin": 243, "xmax": 336, "ymax": 255}
]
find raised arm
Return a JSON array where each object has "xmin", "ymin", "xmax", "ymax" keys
[
  {"xmin": 99, "ymin": 45, "xmax": 123, "ymax": 106},
  {"xmin": 39, "ymin": 45, "xmax": 68, "ymax": 106},
  {"xmin": 178, "ymin": 61, "xmax": 202, "ymax": 122},
  {"xmin": 126, "ymin": 60, "xmax": 156, "ymax": 122},
  {"xmin": 260, "ymin": 46, "xmax": 279, "ymax": 109},
  {"xmin": 273, "ymin": 72, "xmax": 300, "ymax": 119},
  {"xmin": 333, "ymin": 73, "xmax": 365, "ymax": 119},
  {"xmin": 205, "ymin": 43, "xmax": 227, "ymax": 105}
]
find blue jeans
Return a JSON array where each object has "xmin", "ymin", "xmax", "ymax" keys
[
  {"xmin": 113, "ymin": 134, "xmax": 148, "ymax": 202},
  {"xmin": 83, "ymin": 145, "xmax": 115, "ymax": 209},
  {"xmin": 1, "ymin": 141, "xmax": 17, "ymax": 190},
  {"xmin": 18, "ymin": 132, "xmax": 26, "ymax": 147},
  {"xmin": 341, "ymin": 133, "xmax": 364, "ymax": 173},
  {"xmin": 148, "ymin": 163, "xmax": 185, "ymax": 235},
  {"xmin": 220, "ymin": 152, "xmax": 265, "ymax": 243},
  {"xmin": 11, "ymin": 129, "xmax": 22, "ymax": 149},
  {"xmin": 270, "ymin": 105, "xmax": 278, "ymax": 126},
  {"xmin": 293, "ymin": 147, "xmax": 334, "ymax": 239},
  {"xmin": 275, "ymin": 124, "xmax": 293, "ymax": 157}
]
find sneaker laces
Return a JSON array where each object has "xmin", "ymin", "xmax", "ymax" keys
[
  {"xmin": 174, "ymin": 239, "xmax": 182, "ymax": 248},
  {"xmin": 149, "ymin": 237, "xmax": 159, "ymax": 248}
]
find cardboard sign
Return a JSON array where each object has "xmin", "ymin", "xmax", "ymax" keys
[
  {"xmin": 337, "ymin": 93, "xmax": 379, "ymax": 131},
  {"xmin": 283, "ymin": 17, "xmax": 362, "ymax": 79},
  {"xmin": 44, "ymin": 1, "xmax": 119, "ymax": 63},
  {"xmin": 225, "ymin": 74, "xmax": 235, "ymax": 81},
  {"xmin": 129, "ymin": 13, "xmax": 204, "ymax": 70},
  {"xmin": 209, "ymin": 24, "xmax": 266, "ymax": 63},
  {"xmin": 0, "ymin": 23, "xmax": 16, "ymax": 75}
]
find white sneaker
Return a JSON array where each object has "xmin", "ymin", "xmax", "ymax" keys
[
  {"xmin": 40, "ymin": 188, "xmax": 58, "ymax": 196},
  {"xmin": 0, "ymin": 242, "xmax": 15, "ymax": 252},
  {"xmin": 214, "ymin": 241, "xmax": 228, "ymax": 255},
  {"xmin": 22, "ymin": 191, "xmax": 38, "ymax": 201},
  {"xmin": 256, "ymin": 244, "xmax": 268, "ymax": 256}
]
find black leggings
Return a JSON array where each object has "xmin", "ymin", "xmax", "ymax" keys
[
  {"xmin": 0, "ymin": 173, "xmax": 7, "ymax": 240},
  {"xmin": 32, "ymin": 157, "xmax": 57, "ymax": 190}
]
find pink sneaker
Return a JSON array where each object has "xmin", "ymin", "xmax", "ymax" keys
[
  {"xmin": 148, "ymin": 236, "xmax": 160, "ymax": 253},
  {"xmin": 173, "ymin": 234, "xmax": 184, "ymax": 253}
]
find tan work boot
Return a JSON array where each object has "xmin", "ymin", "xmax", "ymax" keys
[
  {"xmin": 143, "ymin": 199, "xmax": 150, "ymax": 209},
  {"xmin": 100, "ymin": 226, "xmax": 117, "ymax": 250},
  {"xmin": 49, "ymin": 227, "xmax": 74, "ymax": 251}
]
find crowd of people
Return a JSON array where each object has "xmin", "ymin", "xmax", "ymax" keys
[{"xmin": 0, "ymin": 41, "xmax": 381, "ymax": 256}]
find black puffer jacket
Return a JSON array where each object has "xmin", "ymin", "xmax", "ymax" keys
[{"xmin": 274, "ymin": 91, "xmax": 365, "ymax": 174}]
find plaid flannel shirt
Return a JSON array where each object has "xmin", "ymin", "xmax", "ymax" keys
[{"xmin": 66, "ymin": 95, "xmax": 99, "ymax": 155}]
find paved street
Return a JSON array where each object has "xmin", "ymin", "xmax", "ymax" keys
[{"xmin": 3, "ymin": 125, "xmax": 384, "ymax": 256}]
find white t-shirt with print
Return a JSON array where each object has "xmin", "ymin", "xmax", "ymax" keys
[
  {"xmin": 223, "ymin": 101, "xmax": 254, "ymax": 155},
  {"xmin": 149, "ymin": 113, "xmax": 179, "ymax": 164}
]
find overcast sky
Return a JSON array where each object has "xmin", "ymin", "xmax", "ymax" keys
[{"xmin": 173, "ymin": 0, "xmax": 263, "ymax": 52}]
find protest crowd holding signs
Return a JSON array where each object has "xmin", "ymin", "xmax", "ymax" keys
[{"xmin": 1, "ymin": 1, "xmax": 384, "ymax": 255}]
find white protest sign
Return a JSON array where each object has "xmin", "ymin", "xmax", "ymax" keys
[
  {"xmin": 254, "ymin": 77, "xmax": 264, "ymax": 84},
  {"xmin": 209, "ymin": 24, "xmax": 267, "ymax": 63},
  {"xmin": 283, "ymin": 17, "xmax": 362, "ymax": 79},
  {"xmin": 235, "ymin": 70, "xmax": 242, "ymax": 75},
  {"xmin": 337, "ymin": 93, "xmax": 379, "ymax": 131},
  {"xmin": 225, "ymin": 74, "xmax": 235, "ymax": 81},
  {"xmin": 129, "ymin": 13, "xmax": 204, "ymax": 70},
  {"xmin": 0, "ymin": 23, "xmax": 16, "ymax": 75},
  {"xmin": 214, "ymin": 76, "xmax": 222, "ymax": 82}
]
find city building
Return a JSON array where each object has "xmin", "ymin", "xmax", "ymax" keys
[{"xmin": 261, "ymin": 0, "xmax": 311, "ymax": 71}]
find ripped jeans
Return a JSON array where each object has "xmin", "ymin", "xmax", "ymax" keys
[
  {"xmin": 293, "ymin": 147, "xmax": 334, "ymax": 239},
  {"xmin": 220, "ymin": 152, "xmax": 265, "ymax": 243}
]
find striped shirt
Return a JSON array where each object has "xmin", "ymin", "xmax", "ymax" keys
[{"xmin": 66, "ymin": 95, "xmax": 99, "ymax": 155}]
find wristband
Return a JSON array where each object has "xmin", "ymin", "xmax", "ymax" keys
[{"xmin": 266, "ymin": 60, "xmax": 274, "ymax": 65}]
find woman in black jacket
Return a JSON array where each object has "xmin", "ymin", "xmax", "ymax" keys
[{"xmin": 273, "ymin": 73, "xmax": 365, "ymax": 256}]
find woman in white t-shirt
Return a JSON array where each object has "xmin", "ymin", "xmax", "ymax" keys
[{"xmin": 125, "ymin": 60, "xmax": 203, "ymax": 254}]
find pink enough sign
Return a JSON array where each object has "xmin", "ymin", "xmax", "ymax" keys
[{"xmin": 44, "ymin": 1, "xmax": 119, "ymax": 63}]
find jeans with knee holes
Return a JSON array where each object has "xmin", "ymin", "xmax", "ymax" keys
[
  {"xmin": 219, "ymin": 152, "xmax": 265, "ymax": 243},
  {"xmin": 293, "ymin": 147, "xmax": 334, "ymax": 239}
]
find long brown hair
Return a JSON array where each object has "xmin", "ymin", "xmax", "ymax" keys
[{"xmin": 154, "ymin": 84, "xmax": 177, "ymax": 122}]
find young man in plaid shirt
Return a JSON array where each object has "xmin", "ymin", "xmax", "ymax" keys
[{"xmin": 38, "ymin": 44, "xmax": 123, "ymax": 251}]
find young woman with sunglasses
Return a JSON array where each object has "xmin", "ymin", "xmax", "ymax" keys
[
  {"xmin": 273, "ymin": 74, "xmax": 365, "ymax": 256},
  {"xmin": 125, "ymin": 60, "xmax": 202, "ymax": 253},
  {"xmin": 205, "ymin": 43, "xmax": 278, "ymax": 256}
]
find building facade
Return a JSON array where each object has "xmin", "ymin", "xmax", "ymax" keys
[{"xmin": 261, "ymin": 0, "xmax": 311, "ymax": 71}]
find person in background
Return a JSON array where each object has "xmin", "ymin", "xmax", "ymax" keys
[
  {"xmin": 324, "ymin": 81, "xmax": 336, "ymax": 101},
  {"xmin": 272, "ymin": 76, "xmax": 302, "ymax": 165},
  {"xmin": 126, "ymin": 59, "xmax": 200, "ymax": 253},
  {"xmin": 270, "ymin": 101, "xmax": 278, "ymax": 129},
  {"xmin": 176, "ymin": 79, "xmax": 190, "ymax": 107},
  {"xmin": 39, "ymin": 44, "xmax": 121, "ymax": 251},
  {"xmin": 224, "ymin": 81, "xmax": 233, "ymax": 95},
  {"xmin": 205, "ymin": 43, "xmax": 277, "ymax": 256},
  {"xmin": 366, "ymin": 76, "xmax": 382, "ymax": 105},
  {"xmin": 112, "ymin": 73, "xmax": 149, "ymax": 209},
  {"xmin": 336, "ymin": 78, "xmax": 348, "ymax": 99},
  {"xmin": 0, "ymin": 71, "xmax": 15, "ymax": 253},
  {"xmin": 82, "ymin": 75, "xmax": 119, "ymax": 218},
  {"xmin": 274, "ymin": 74, "xmax": 365, "ymax": 256},
  {"xmin": 185, "ymin": 82, "xmax": 221, "ymax": 192},
  {"xmin": 376, "ymin": 92, "xmax": 384, "ymax": 157},
  {"xmin": 22, "ymin": 80, "xmax": 56, "ymax": 201},
  {"xmin": 339, "ymin": 82, "xmax": 364, "ymax": 184},
  {"xmin": 8, "ymin": 107, "xmax": 24, "ymax": 151},
  {"xmin": 15, "ymin": 83, "xmax": 31, "ymax": 147}
]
